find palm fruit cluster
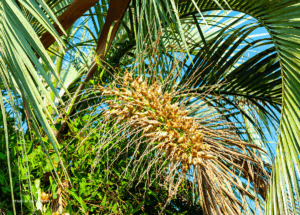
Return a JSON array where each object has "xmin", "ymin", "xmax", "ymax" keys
[
  {"xmin": 99, "ymin": 71, "xmax": 215, "ymax": 173},
  {"xmin": 41, "ymin": 192, "xmax": 51, "ymax": 204}
]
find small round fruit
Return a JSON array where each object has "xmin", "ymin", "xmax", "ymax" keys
[{"xmin": 40, "ymin": 192, "xmax": 50, "ymax": 203}]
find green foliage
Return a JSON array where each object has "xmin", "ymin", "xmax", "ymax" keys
[
  {"xmin": 0, "ymin": 113, "xmax": 26, "ymax": 214},
  {"xmin": 0, "ymin": 107, "xmax": 203, "ymax": 214},
  {"xmin": 2, "ymin": 0, "xmax": 300, "ymax": 214}
]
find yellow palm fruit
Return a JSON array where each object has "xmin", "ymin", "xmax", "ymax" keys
[
  {"xmin": 168, "ymin": 132, "xmax": 174, "ymax": 140},
  {"xmin": 174, "ymin": 150, "xmax": 181, "ymax": 157},
  {"xmin": 198, "ymin": 151, "xmax": 206, "ymax": 157},
  {"xmin": 190, "ymin": 134, "xmax": 198, "ymax": 142},
  {"xmin": 178, "ymin": 150, "xmax": 184, "ymax": 156},
  {"xmin": 41, "ymin": 192, "xmax": 50, "ymax": 204},
  {"xmin": 159, "ymin": 131, "xmax": 168, "ymax": 138},
  {"xmin": 157, "ymin": 86, "xmax": 163, "ymax": 95},
  {"xmin": 111, "ymin": 104, "xmax": 120, "ymax": 109},
  {"xmin": 203, "ymin": 154, "xmax": 215, "ymax": 159},
  {"xmin": 191, "ymin": 149, "xmax": 198, "ymax": 156},
  {"xmin": 119, "ymin": 115, "xmax": 126, "ymax": 121},
  {"xmin": 174, "ymin": 156, "xmax": 180, "ymax": 161},
  {"xmin": 197, "ymin": 158, "xmax": 205, "ymax": 166},
  {"xmin": 189, "ymin": 125, "xmax": 197, "ymax": 133},
  {"xmin": 180, "ymin": 144, "xmax": 188, "ymax": 150},
  {"xmin": 193, "ymin": 158, "xmax": 198, "ymax": 166},
  {"xmin": 188, "ymin": 155, "xmax": 192, "ymax": 164},
  {"xmin": 123, "ymin": 70, "xmax": 133, "ymax": 82},
  {"xmin": 202, "ymin": 145, "xmax": 210, "ymax": 150},
  {"xmin": 144, "ymin": 125, "xmax": 153, "ymax": 133},
  {"xmin": 147, "ymin": 111, "xmax": 156, "ymax": 119},
  {"xmin": 136, "ymin": 76, "xmax": 143, "ymax": 84},
  {"xmin": 126, "ymin": 104, "xmax": 134, "ymax": 111},
  {"xmin": 141, "ymin": 80, "xmax": 147, "ymax": 89},
  {"xmin": 169, "ymin": 142, "xmax": 176, "ymax": 148},
  {"xmin": 174, "ymin": 130, "xmax": 180, "ymax": 139},
  {"xmin": 166, "ymin": 120, "xmax": 172, "ymax": 128},
  {"xmin": 124, "ymin": 90, "xmax": 132, "ymax": 97},
  {"xmin": 154, "ymin": 143, "xmax": 163, "ymax": 149},
  {"xmin": 183, "ymin": 110, "xmax": 189, "ymax": 116},
  {"xmin": 182, "ymin": 165, "xmax": 189, "ymax": 173},
  {"xmin": 196, "ymin": 143, "xmax": 203, "ymax": 151},
  {"xmin": 178, "ymin": 136, "xmax": 185, "ymax": 143},
  {"xmin": 195, "ymin": 132, "xmax": 204, "ymax": 140},
  {"xmin": 148, "ymin": 119, "xmax": 160, "ymax": 126},
  {"xmin": 181, "ymin": 122, "xmax": 188, "ymax": 130},
  {"xmin": 130, "ymin": 80, "xmax": 137, "ymax": 88}
]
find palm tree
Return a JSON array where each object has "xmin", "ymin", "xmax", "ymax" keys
[{"xmin": 0, "ymin": 0, "xmax": 300, "ymax": 214}]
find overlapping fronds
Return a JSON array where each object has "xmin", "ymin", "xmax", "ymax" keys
[
  {"xmin": 53, "ymin": 6, "xmax": 281, "ymax": 212},
  {"xmin": 0, "ymin": 0, "xmax": 70, "ymax": 211},
  {"xmin": 97, "ymin": 70, "xmax": 271, "ymax": 214},
  {"xmin": 62, "ymin": 51, "xmax": 271, "ymax": 213},
  {"xmin": 174, "ymin": 1, "xmax": 300, "ymax": 213},
  {"xmin": 123, "ymin": 1, "xmax": 298, "ymax": 211},
  {"xmin": 1, "ymin": 0, "xmax": 300, "ymax": 214}
]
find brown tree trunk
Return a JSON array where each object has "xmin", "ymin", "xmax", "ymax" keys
[
  {"xmin": 50, "ymin": 0, "xmax": 131, "ymax": 141},
  {"xmin": 41, "ymin": 0, "xmax": 100, "ymax": 49}
]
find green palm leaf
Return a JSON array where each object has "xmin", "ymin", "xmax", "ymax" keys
[{"xmin": 1, "ymin": 0, "xmax": 300, "ymax": 214}]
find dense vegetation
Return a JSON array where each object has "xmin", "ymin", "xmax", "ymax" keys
[{"xmin": 1, "ymin": 0, "xmax": 300, "ymax": 214}]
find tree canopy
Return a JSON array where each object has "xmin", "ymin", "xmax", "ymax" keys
[{"xmin": 1, "ymin": 0, "xmax": 300, "ymax": 214}]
